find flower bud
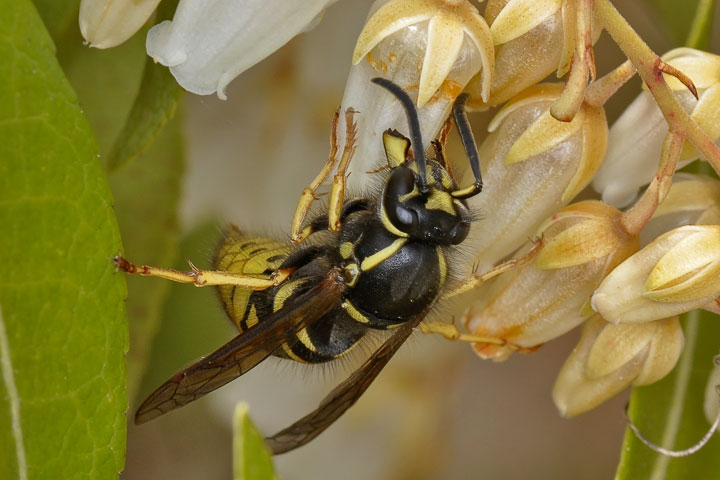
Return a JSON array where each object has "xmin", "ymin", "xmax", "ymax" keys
[
  {"xmin": 464, "ymin": 201, "xmax": 638, "ymax": 361},
  {"xmin": 641, "ymin": 173, "xmax": 720, "ymax": 244},
  {"xmin": 553, "ymin": 316, "xmax": 684, "ymax": 417},
  {"xmin": 469, "ymin": 84, "xmax": 607, "ymax": 270},
  {"xmin": 342, "ymin": 0, "xmax": 493, "ymax": 182},
  {"xmin": 593, "ymin": 48, "xmax": 720, "ymax": 207},
  {"xmin": 593, "ymin": 225, "xmax": 720, "ymax": 323},
  {"xmin": 79, "ymin": 0, "xmax": 161, "ymax": 49},
  {"xmin": 465, "ymin": 0, "xmax": 600, "ymax": 109},
  {"xmin": 145, "ymin": 0, "xmax": 338, "ymax": 99}
]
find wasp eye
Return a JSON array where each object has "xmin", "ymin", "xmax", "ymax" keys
[{"xmin": 384, "ymin": 167, "xmax": 419, "ymax": 233}]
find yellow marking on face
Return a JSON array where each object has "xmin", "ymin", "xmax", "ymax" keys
[
  {"xmin": 383, "ymin": 130, "xmax": 410, "ymax": 168},
  {"xmin": 360, "ymin": 238, "xmax": 407, "ymax": 272},
  {"xmin": 439, "ymin": 169, "xmax": 454, "ymax": 190},
  {"xmin": 425, "ymin": 190, "xmax": 456, "ymax": 215},
  {"xmin": 339, "ymin": 242, "xmax": 354, "ymax": 259},
  {"xmin": 398, "ymin": 185, "xmax": 419, "ymax": 203},
  {"xmin": 342, "ymin": 300, "xmax": 371, "ymax": 324},
  {"xmin": 436, "ymin": 247, "xmax": 447, "ymax": 288},
  {"xmin": 380, "ymin": 207, "xmax": 410, "ymax": 238}
]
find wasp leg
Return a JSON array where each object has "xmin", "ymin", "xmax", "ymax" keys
[
  {"xmin": 419, "ymin": 321, "xmax": 520, "ymax": 351},
  {"xmin": 113, "ymin": 255, "xmax": 290, "ymax": 289},
  {"xmin": 291, "ymin": 110, "xmax": 341, "ymax": 243},
  {"xmin": 444, "ymin": 236, "xmax": 544, "ymax": 299},
  {"xmin": 327, "ymin": 108, "xmax": 358, "ymax": 232}
]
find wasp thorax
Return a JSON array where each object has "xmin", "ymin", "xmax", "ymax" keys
[{"xmin": 383, "ymin": 165, "xmax": 471, "ymax": 245}]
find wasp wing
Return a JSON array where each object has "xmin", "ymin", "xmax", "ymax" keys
[
  {"xmin": 265, "ymin": 309, "xmax": 427, "ymax": 454},
  {"xmin": 135, "ymin": 269, "xmax": 346, "ymax": 424}
]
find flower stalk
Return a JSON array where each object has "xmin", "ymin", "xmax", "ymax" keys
[{"xmin": 593, "ymin": 0, "xmax": 720, "ymax": 173}]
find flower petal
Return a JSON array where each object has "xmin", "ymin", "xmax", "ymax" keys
[
  {"xmin": 353, "ymin": 0, "xmax": 433, "ymax": 64},
  {"xmin": 645, "ymin": 226, "xmax": 720, "ymax": 302},
  {"xmin": 585, "ymin": 321, "xmax": 656, "ymax": 379},
  {"xmin": 489, "ymin": 0, "xmax": 562, "ymax": 45},
  {"xmin": 80, "ymin": 0, "xmax": 162, "ymax": 49},
  {"xmin": 418, "ymin": 13, "xmax": 465, "ymax": 107},
  {"xmin": 535, "ymin": 218, "xmax": 619, "ymax": 269},
  {"xmin": 146, "ymin": 0, "xmax": 337, "ymax": 99},
  {"xmin": 505, "ymin": 108, "xmax": 581, "ymax": 164}
]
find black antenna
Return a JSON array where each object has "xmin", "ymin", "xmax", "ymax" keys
[
  {"xmin": 451, "ymin": 93, "xmax": 483, "ymax": 199},
  {"xmin": 371, "ymin": 77, "xmax": 428, "ymax": 192}
]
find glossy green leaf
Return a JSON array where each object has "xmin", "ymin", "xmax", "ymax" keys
[
  {"xmin": 110, "ymin": 112, "xmax": 184, "ymax": 403},
  {"xmin": 0, "ymin": 0, "xmax": 127, "ymax": 478},
  {"xmin": 615, "ymin": 310, "xmax": 720, "ymax": 480},
  {"xmin": 107, "ymin": 0, "xmax": 184, "ymax": 171},
  {"xmin": 233, "ymin": 403, "xmax": 277, "ymax": 480}
]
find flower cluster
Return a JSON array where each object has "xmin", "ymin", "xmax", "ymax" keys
[{"xmin": 80, "ymin": 0, "xmax": 720, "ymax": 420}]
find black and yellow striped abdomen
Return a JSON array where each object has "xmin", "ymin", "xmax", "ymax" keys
[{"xmin": 214, "ymin": 226, "xmax": 365, "ymax": 363}]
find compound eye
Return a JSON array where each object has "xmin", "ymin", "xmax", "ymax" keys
[
  {"xmin": 386, "ymin": 167, "xmax": 415, "ymax": 197},
  {"xmin": 384, "ymin": 167, "xmax": 419, "ymax": 233}
]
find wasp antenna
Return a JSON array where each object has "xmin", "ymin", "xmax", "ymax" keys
[
  {"xmin": 371, "ymin": 77, "xmax": 428, "ymax": 192},
  {"xmin": 452, "ymin": 93, "xmax": 483, "ymax": 199}
]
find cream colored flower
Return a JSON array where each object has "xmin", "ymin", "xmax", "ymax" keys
[
  {"xmin": 464, "ymin": 201, "xmax": 637, "ymax": 361},
  {"xmin": 465, "ymin": 0, "xmax": 600, "ymax": 109},
  {"xmin": 593, "ymin": 48, "xmax": 720, "ymax": 207},
  {"xmin": 79, "ymin": 0, "xmax": 162, "ymax": 49},
  {"xmin": 341, "ymin": 0, "xmax": 490, "ymax": 184},
  {"xmin": 593, "ymin": 225, "xmax": 720, "ymax": 323},
  {"xmin": 145, "ymin": 0, "xmax": 338, "ymax": 99},
  {"xmin": 553, "ymin": 316, "xmax": 683, "ymax": 417},
  {"xmin": 641, "ymin": 173, "xmax": 720, "ymax": 244},
  {"xmin": 468, "ymin": 83, "xmax": 607, "ymax": 271},
  {"xmin": 353, "ymin": 0, "xmax": 494, "ymax": 107}
]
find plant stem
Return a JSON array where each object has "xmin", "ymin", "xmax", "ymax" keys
[{"xmin": 594, "ymin": 0, "xmax": 720, "ymax": 174}]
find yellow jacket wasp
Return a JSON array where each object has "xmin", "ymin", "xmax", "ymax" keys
[{"xmin": 115, "ymin": 78, "xmax": 536, "ymax": 454}]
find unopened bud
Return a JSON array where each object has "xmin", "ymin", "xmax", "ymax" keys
[
  {"xmin": 553, "ymin": 316, "xmax": 683, "ymax": 417},
  {"xmin": 593, "ymin": 225, "xmax": 720, "ymax": 323},
  {"xmin": 469, "ymin": 84, "xmax": 607, "ymax": 270},
  {"xmin": 464, "ymin": 201, "xmax": 637, "ymax": 360}
]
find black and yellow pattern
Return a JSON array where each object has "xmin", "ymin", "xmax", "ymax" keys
[{"xmin": 215, "ymin": 225, "xmax": 291, "ymax": 331}]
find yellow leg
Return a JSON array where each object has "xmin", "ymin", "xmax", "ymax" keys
[
  {"xmin": 328, "ymin": 108, "xmax": 359, "ymax": 232},
  {"xmin": 444, "ymin": 237, "xmax": 544, "ymax": 299},
  {"xmin": 419, "ymin": 321, "xmax": 517, "ymax": 349},
  {"xmin": 290, "ymin": 110, "xmax": 341, "ymax": 243},
  {"xmin": 113, "ymin": 255, "xmax": 290, "ymax": 289}
]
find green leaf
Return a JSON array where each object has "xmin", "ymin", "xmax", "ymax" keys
[
  {"xmin": 233, "ymin": 403, "xmax": 277, "ymax": 480},
  {"xmin": 55, "ymin": 22, "xmax": 147, "ymax": 158},
  {"xmin": 110, "ymin": 111, "xmax": 184, "ymax": 403},
  {"xmin": 106, "ymin": 0, "xmax": 184, "ymax": 172},
  {"xmin": 0, "ymin": 0, "xmax": 127, "ymax": 478},
  {"xmin": 615, "ymin": 310, "xmax": 720, "ymax": 480}
]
